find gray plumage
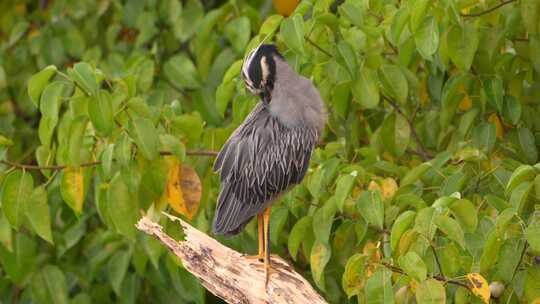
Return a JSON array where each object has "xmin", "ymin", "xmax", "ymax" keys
[{"xmin": 213, "ymin": 48, "xmax": 326, "ymax": 236}]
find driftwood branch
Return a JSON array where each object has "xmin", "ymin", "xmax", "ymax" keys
[{"xmin": 136, "ymin": 214, "xmax": 327, "ymax": 304}]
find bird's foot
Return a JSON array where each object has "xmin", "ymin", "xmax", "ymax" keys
[{"xmin": 242, "ymin": 253, "xmax": 264, "ymax": 262}]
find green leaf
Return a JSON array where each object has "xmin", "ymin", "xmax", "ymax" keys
[
  {"xmin": 414, "ymin": 207, "xmax": 437, "ymax": 240},
  {"xmin": 310, "ymin": 239, "xmax": 331, "ymax": 290},
  {"xmin": 435, "ymin": 214, "xmax": 465, "ymax": 249},
  {"xmin": 505, "ymin": 165, "xmax": 536, "ymax": 196},
  {"xmin": 224, "ymin": 17, "xmax": 251, "ymax": 54},
  {"xmin": 400, "ymin": 162, "xmax": 432, "ymax": 186},
  {"xmin": 509, "ymin": 181, "xmax": 533, "ymax": 214},
  {"xmin": 449, "ymin": 199, "xmax": 478, "ymax": 233},
  {"xmin": 390, "ymin": 7, "xmax": 410, "ymax": 44},
  {"xmin": 342, "ymin": 254, "xmax": 366, "ymax": 298},
  {"xmin": 69, "ymin": 62, "xmax": 99, "ymax": 95},
  {"xmin": 25, "ymin": 186, "xmax": 53, "ymax": 244},
  {"xmin": 518, "ymin": 127, "xmax": 538, "ymax": 164},
  {"xmin": 159, "ymin": 135, "xmax": 185, "ymax": 161},
  {"xmin": 355, "ymin": 217, "xmax": 368, "ymax": 244},
  {"xmin": 108, "ymin": 249, "xmax": 132, "ymax": 295},
  {"xmin": 352, "ymin": 67, "xmax": 380, "ymax": 109},
  {"xmin": 398, "ymin": 251, "xmax": 427, "ymax": 282},
  {"xmin": 521, "ymin": 0, "xmax": 539, "ymax": 34},
  {"xmin": 479, "ymin": 230, "xmax": 501, "ymax": 273},
  {"xmin": 485, "ymin": 194, "xmax": 510, "ymax": 212},
  {"xmin": 68, "ymin": 116, "xmax": 89, "ymax": 166},
  {"xmin": 215, "ymin": 81, "xmax": 236, "ymax": 117},
  {"xmin": 259, "ymin": 15, "xmax": 283, "ymax": 36},
  {"xmin": 495, "ymin": 208, "xmax": 515, "ymax": 235},
  {"xmin": 357, "ymin": 190, "xmax": 384, "ymax": 230},
  {"xmin": 164, "ymin": 54, "xmax": 202, "ymax": 89},
  {"xmin": 391, "ymin": 210, "xmax": 416, "ymax": 251},
  {"xmin": 484, "ymin": 77, "xmax": 504, "ymax": 113},
  {"xmin": 525, "ymin": 218, "xmax": 540, "ymax": 253},
  {"xmin": 378, "ymin": 64, "xmax": 408, "ymax": 104},
  {"xmin": 365, "ymin": 269, "xmax": 394, "ymax": 304},
  {"xmin": 88, "ymin": 90, "xmax": 114, "ymax": 136},
  {"xmin": 313, "ymin": 199, "xmax": 337, "ymax": 243},
  {"xmin": 270, "ymin": 207, "xmax": 288, "ymax": 245},
  {"xmin": 381, "ymin": 113, "xmax": 411, "ymax": 157},
  {"xmin": 115, "ymin": 133, "xmax": 132, "ymax": 168},
  {"xmin": 28, "ymin": 65, "xmax": 57, "ymax": 107},
  {"xmin": 288, "ymin": 215, "xmax": 312, "ymax": 261},
  {"xmin": 339, "ymin": 1, "xmax": 364, "ymax": 27},
  {"xmin": 447, "ymin": 23, "xmax": 479, "ymax": 71},
  {"xmin": 108, "ymin": 174, "xmax": 138, "ymax": 240},
  {"xmin": 2, "ymin": 170, "xmax": 33, "ymax": 229},
  {"xmin": 415, "ymin": 279, "xmax": 445, "ymax": 304},
  {"xmin": 31, "ymin": 265, "xmax": 69, "ymax": 304},
  {"xmin": 280, "ymin": 14, "xmax": 305, "ymax": 55},
  {"xmin": 409, "ymin": 0, "xmax": 430, "ymax": 33},
  {"xmin": 129, "ymin": 117, "xmax": 159, "ymax": 161},
  {"xmin": 414, "ymin": 16, "xmax": 439, "ymax": 60},
  {"xmin": 38, "ymin": 81, "xmax": 65, "ymax": 147},
  {"xmin": 503, "ymin": 95, "xmax": 522, "ymax": 125},
  {"xmin": 333, "ymin": 81, "xmax": 351, "ymax": 118},
  {"xmin": 337, "ymin": 40, "xmax": 357, "ymax": 79},
  {"xmin": 335, "ymin": 173, "xmax": 356, "ymax": 212}
]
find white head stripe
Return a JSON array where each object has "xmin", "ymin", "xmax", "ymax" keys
[
  {"xmin": 242, "ymin": 49, "xmax": 257, "ymax": 78},
  {"xmin": 260, "ymin": 56, "xmax": 269, "ymax": 83}
]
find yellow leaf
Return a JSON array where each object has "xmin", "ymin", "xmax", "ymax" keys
[
  {"xmin": 60, "ymin": 167, "xmax": 85, "ymax": 214},
  {"xmin": 532, "ymin": 298, "xmax": 540, "ymax": 304},
  {"xmin": 458, "ymin": 94, "xmax": 472, "ymax": 111},
  {"xmin": 381, "ymin": 178, "xmax": 398, "ymax": 200},
  {"xmin": 272, "ymin": 0, "xmax": 300, "ymax": 17},
  {"xmin": 363, "ymin": 241, "xmax": 381, "ymax": 277},
  {"xmin": 466, "ymin": 273, "xmax": 490, "ymax": 304},
  {"xmin": 164, "ymin": 157, "xmax": 201, "ymax": 220},
  {"xmin": 488, "ymin": 113, "xmax": 504, "ymax": 139},
  {"xmin": 368, "ymin": 180, "xmax": 381, "ymax": 193}
]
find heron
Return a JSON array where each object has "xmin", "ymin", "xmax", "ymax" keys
[{"xmin": 212, "ymin": 43, "xmax": 326, "ymax": 285}]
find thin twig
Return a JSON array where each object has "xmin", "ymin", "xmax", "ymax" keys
[
  {"xmin": 0, "ymin": 150, "xmax": 218, "ymax": 171},
  {"xmin": 304, "ymin": 36, "xmax": 332, "ymax": 57},
  {"xmin": 430, "ymin": 243, "xmax": 444, "ymax": 277},
  {"xmin": 510, "ymin": 242, "xmax": 528, "ymax": 282},
  {"xmin": 460, "ymin": 0, "xmax": 517, "ymax": 17},
  {"xmin": 381, "ymin": 262, "xmax": 470, "ymax": 289},
  {"xmin": 0, "ymin": 159, "xmax": 101, "ymax": 170},
  {"xmin": 381, "ymin": 94, "xmax": 431, "ymax": 160}
]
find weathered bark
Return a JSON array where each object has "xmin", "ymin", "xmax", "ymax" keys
[{"xmin": 136, "ymin": 213, "xmax": 327, "ymax": 304}]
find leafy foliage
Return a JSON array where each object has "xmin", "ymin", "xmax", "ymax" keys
[{"xmin": 0, "ymin": 0, "xmax": 540, "ymax": 303}]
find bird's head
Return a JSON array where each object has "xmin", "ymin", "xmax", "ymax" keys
[{"xmin": 241, "ymin": 44, "xmax": 283, "ymax": 103}]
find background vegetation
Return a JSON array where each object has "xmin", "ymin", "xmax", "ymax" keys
[{"xmin": 0, "ymin": 0, "xmax": 540, "ymax": 303}]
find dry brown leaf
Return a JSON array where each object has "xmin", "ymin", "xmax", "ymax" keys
[{"xmin": 164, "ymin": 157, "xmax": 201, "ymax": 220}]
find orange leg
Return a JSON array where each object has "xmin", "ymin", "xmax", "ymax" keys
[
  {"xmin": 244, "ymin": 214, "xmax": 265, "ymax": 261},
  {"xmin": 263, "ymin": 207, "xmax": 271, "ymax": 287}
]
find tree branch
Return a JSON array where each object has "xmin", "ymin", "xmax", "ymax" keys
[
  {"xmin": 460, "ymin": 0, "xmax": 517, "ymax": 18},
  {"xmin": 380, "ymin": 262, "xmax": 470, "ymax": 289},
  {"xmin": 136, "ymin": 214, "xmax": 327, "ymax": 304},
  {"xmin": 0, "ymin": 150, "xmax": 218, "ymax": 171},
  {"xmin": 381, "ymin": 94, "xmax": 431, "ymax": 160}
]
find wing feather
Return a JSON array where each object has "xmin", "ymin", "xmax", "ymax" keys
[{"xmin": 213, "ymin": 104, "xmax": 317, "ymax": 236}]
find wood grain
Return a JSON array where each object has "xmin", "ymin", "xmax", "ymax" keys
[{"xmin": 136, "ymin": 214, "xmax": 327, "ymax": 304}]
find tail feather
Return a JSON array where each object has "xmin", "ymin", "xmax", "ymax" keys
[{"xmin": 212, "ymin": 183, "xmax": 260, "ymax": 236}]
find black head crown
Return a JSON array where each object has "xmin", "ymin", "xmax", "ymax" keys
[{"xmin": 241, "ymin": 44, "xmax": 283, "ymax": 103}]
